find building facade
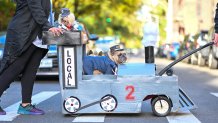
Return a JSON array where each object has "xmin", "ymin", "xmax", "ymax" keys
[{"xmin": 167, "ymin": 0, "xmax": 217, "ymax": 42}]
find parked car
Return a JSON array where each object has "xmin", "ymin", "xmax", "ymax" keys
[
  {"xmin": 208, "ymin": 28, "xmax": 218, "ymax": 69},
  {"xmin": 94, "ymin": 36, "xmax": 121, "ymax": 53},
  {"xmin": 178, "ymin": 35, "xmax": 194, "ymax": 63},
  {"xmin": 167, "ymin": 42, "xmax": 180, "ymax": 60},
  {"xmin": 193, "ymin": 28, "xmax": 218, "ymax": 69},
  {"xmin": 37, "ymin": 44, "xmax": 58, "ymax": 76},
  {"xmin": 157, "ymin": 43, "xmax": 170, "ymax": 58},
  {"xmin": 0, "ymin": 32, "xmax": 6, "ymax": 61},
  {"xmin": 181, "ymin": 33, "xmax": 200, "ymax": 65},
  {"xmin": 190, "ymin": 30, "xmax": 209, "ymax": 66}
]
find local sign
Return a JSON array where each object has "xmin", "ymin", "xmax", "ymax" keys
[{"xmin": 63, "ymin": 47, "xmax": 76, "ymax": 88}]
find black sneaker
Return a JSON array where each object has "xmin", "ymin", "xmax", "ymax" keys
[{"xmin": 0, "ymin": 106, "xmax": 6, "ymax": 115}]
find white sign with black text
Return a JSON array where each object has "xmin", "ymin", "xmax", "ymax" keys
[{"xmin": 63, "ymin": 47, "xmax": 76, "ymax": 88}]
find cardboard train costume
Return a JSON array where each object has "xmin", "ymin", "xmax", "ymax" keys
[{"xmin": 41, "ymin": 5, "xmax": 215, "ymax": 117}]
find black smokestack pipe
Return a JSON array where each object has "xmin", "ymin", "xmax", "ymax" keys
[{"xmin": 145, "ymin": 46, "xmax": 154, "ymax": 63}]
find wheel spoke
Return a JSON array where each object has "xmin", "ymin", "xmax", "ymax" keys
[
  {"xmin": 154, "ymin": 99, "xmax": 169, "ymax": 114},
  {"xmin": 159, "ymin": 100, "xmax": 163, "ymax": 108}
]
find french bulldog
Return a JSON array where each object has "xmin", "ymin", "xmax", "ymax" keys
[{"xmin": 83, "ymin": 45, "xmax": 127, "ymax": 75}]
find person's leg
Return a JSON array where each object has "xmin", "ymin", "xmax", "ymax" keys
[
  {"xmin": 0, "ymin": 44, "xmax": 37, "ymax": 97},
  {"xmin": 17, "ymin": 47, "xmax": 48, "ymax": 115},
  {"xmin": 21, "ymin": 47, "xmax": 48, "ymax": 104},
  {"xmin": 0, "ymin": 44, "xmax": 37, "ymax": 115}
]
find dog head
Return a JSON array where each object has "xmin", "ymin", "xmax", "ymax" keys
[{"xmin": 108, "ymin": 46, "xmax": 127, "ymax": 64}]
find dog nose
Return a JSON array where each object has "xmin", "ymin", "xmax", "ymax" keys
[{"xmin": 119, "ymin": 55, "xmax": 127, "ymax": 64}]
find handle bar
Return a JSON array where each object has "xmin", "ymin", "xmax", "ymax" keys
[{"xmin": 158, "ymin": 42, "xmax": 215, "ymax": 76}]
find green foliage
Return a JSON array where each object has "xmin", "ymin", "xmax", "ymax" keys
[
  {"xmin": 53, "ymin": 0, "xmax": 144, "ymax": 48},
  {"xmin": 106, "ymin": 18, "xmax": 112, "ymax": 23},
  {"xmin": 0, "ymin": 0, "xmax": 168, "ymax": 48},
  {"xmin": 0, "ymin": 0, "xmax": 16, "ymax": 31}
]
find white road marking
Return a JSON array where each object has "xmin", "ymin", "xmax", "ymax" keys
[
  {"xmin": 0, "ymin": 91, "xmax": 59, "ymax": 121},
  {"xmin": 72, "ymin": 115, "xmax": 105, "ymax": 122},
  {"xmin": 211, "ymin": 92, "xmax": 218, "ymax": 97},
  {"xmin": 167, "ymin": 109, "xmax": 201, "ymax": 123}
]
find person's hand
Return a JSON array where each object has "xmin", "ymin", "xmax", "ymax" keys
[
  {"xmin": 49, "ymin": 27, "xmax": 63, "ymax": 36},
  {"xmin": 214, "ymin": 33, "xmax": 218, "ymax": 47}
]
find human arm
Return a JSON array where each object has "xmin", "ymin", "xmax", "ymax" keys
[
  {"xmin": 27, "ymin": 0, "xmax": 52, "ymax": 30},
  {"xmin": 214, "ymin": 34, "xmax": 218, "ymax": 47},
  {"xmin": 27, "ymin": 0, "xmax": 62, "ymax": 36}
]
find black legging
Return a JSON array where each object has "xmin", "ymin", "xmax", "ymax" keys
[{"xmin": 0, "ymin": 44, "xmax": 48, "ymax": 103}]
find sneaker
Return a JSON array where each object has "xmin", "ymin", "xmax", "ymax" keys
[
  {"xmin": 17, "ymin": 104, "xmax": 45, "ymax": 115},
  {"xmin": 0, "ymin": 106, "xmax": 6, "ymax": 115}
]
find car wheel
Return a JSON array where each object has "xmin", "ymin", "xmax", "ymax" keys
[
  {"xmin": 151, "ymin": 96, "xmax": 172, "ymax": 117},
  {"xmin": 183, "ymin": 56, "xmax": 190, "ymax": 64},
  {"xmin": 191, "ymin": 55, "xmax": 197, "ymax": 65},
  {"xmin": 197, "ymin": 53, "xmax": 205, "ymax": 66},
  {"xmin": 208, "ymin": 52, "xmax": 218, "ymax": 69}
]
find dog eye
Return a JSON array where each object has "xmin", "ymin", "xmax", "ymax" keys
[{"xmin": 119, "ymin": 53, "xmax": 126, "ymax": 56}]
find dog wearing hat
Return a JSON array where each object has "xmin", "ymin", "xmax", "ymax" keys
[
  {"xmin": 83, "ymin": 45, "xmax": 127, "ymax": 75},
  {"xmin": 58, "ymin": 8, "xmax": 88, "ymax": 44}
]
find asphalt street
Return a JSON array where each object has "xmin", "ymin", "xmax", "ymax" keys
[{"xmin": 0, "ymin": 57, "xmax": 218, "ymax": 123}]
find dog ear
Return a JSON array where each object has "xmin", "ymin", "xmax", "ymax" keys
[{"xmin": 110, "ymin": 50, "xmax": 115, "ymax": 56}]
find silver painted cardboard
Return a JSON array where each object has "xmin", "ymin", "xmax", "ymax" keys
[
  {"xmin": 42, "ymin": 34, "xmax": 194, "ymax": 115},
  {"xmin": 42, "ymin": 31, "xmax": 81, "ymax": 45}
]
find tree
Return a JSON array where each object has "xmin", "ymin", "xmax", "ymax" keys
[
  {"xmin": 0, "ymin": 0, "xmax": 16, "ymax": 32},
  {"xmin": 53, "ymin": 0, "xmax": 143, "ymax": 48},
  {"xmin": 149, "ymin": 0, "xmax": 168, "ymax": 45},
  {"xmin": 0, "ymin": 0, "xmax": 167, "ymax": 49}
]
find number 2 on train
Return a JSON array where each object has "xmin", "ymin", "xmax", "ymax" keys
[{"xmin": 125, "ymin": 85, "xmax": 135, "ymax": 100}]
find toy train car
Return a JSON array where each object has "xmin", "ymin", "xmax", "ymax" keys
[{"xmin": 42, "ymin": 31, "xmax": 202, "ymax": 116}]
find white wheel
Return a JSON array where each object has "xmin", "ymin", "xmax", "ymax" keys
[
  {"xmin": 197, "ymin": 53, "xmax": 205, "ymax": 66},
  {"xmin": 151, "ymin": 96, "xmax": 171, "ymax": 117},
  {"xmin": 63, "ymin": 96, "xmax": 81, "ymax": 113},
  {"xmin": 208, "ymin": 52, "xmax": 218, "ymax": 69},
  {"xmin": 100, "ymin": 95, "xmax": 117, "ymax": 112}
]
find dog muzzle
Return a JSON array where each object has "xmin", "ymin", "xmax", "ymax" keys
[{"xmin": 118, "ymin": 53, "xmax": 127, "ymax": 64}]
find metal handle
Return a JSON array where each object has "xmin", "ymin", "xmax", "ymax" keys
[{"xmin": 158, "ymin": 42, "xmax": 214, "ymax": 76}]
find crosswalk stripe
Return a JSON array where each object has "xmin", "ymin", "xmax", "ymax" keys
[
  {"xmin": 211, "ymin": 92, "xmax": 218, "ymax": 97},
  {"xmin": 167, "ymin": 109, "xmax": 201, "ymax": 123},
  {"xmin": 72, "ymin": 115, "xmax": 105, "ymax": 122},
  {"xmin": 0, "ymin": 91, "xmax": 59, "ymax": 121}
]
